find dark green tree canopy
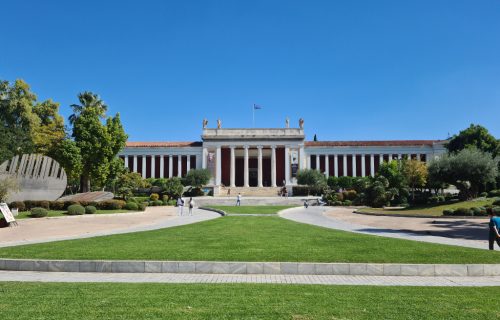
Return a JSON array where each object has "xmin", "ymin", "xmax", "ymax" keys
[
  {"xmin": 446, "ymin": 124, "xmax": 499, "ymax": 157},
  {"xmin": 182, "ymin": 169, "xmax": 211, "ymax": 188},
  {"xmin": 297, "ymin": 169, "xmax": 327, "ymax": 188}
]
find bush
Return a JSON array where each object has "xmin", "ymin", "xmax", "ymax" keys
[
  {"xmin": 183, "ymin": 187, "xmax": 205, "ymax": 197},
  {"xmin": 342, "ymin": 200, "xmax": 352, "ymax": 206},
  {"xmin": 333, "ymin": 201, "xmax": 342, "ymax": 206},
  {"xmin": 98, "ymin": 200, "xmax": 126, "ymax": 210},
  {"xmin": 153, "ymin": 200, "xmax": 163, "ymax": 206},
  {"xmin": 85, "ymin": 205, "xmax": 97, "ymax": 214},
  {"xmin": 63, "ymin": 201, "xmax": 80, "ymax": 210},
  {"xmin": 138, "ymin": 202, "xmax": 147, "ymax": 211},
  {"xmin": 493, "ymin": 199, "xmax": 500, "ymax": 206},
  {"xmin": 343, "ymin": 190, "xmax": 357, "ymax": 201},
  {"xmin": 9, "ymin": 201, "xmax": 25, "ymax": 211},
  {"xmin": 453, "ymin": 207, "xmax": 472, "ymax": 216},
  {"xmin": 67, "ymin": 204, "xmax": 85, "ymax": 215},
  {"xmin": 29, "ymin": 207, "xmax": 48, "ymax": 218},
  {"xmin": 442, "ymin": 209, "xmax": 454, "ymax": 216},
  {"xmin": 38, "ymin": 200, "xmax": 50, "ymax": 209},
  {"xmin": 50, "ymin": 201, "xmax": 65, "ymax": 210},
  {"xmin": 125, "ymin": 202, "xmax": 139, "ymax": 211},
  {"xmin": 488, "ymin": 190, "xmax": 500, "ymax": 198},
  {"xmin": 479, "ymin": 192, "xmax": 488, "ymax": 198},
  {"xmin": 150, "ymin": 193, "xmax": 160, "ymax": 201},
  {"xmin": 493, "ymin": 207, "xmax": 500, "ymax": 215},
  {"xmin": 472, "ymin": 206, "xmax": 488, "ymax": 216},
  {"xmin": 292, "ymin": 186, "xmax": 324, "ymax": 196}
]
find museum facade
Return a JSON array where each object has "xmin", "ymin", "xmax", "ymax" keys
[{"xmin": 119, "ymin": 122, "xmax": 446, "ymax": 193}]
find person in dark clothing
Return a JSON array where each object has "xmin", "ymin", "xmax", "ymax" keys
[{"xmin": 488, "ymin": 210, "xmax": 500, "ymax": 250}]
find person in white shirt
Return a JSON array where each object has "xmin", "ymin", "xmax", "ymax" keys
[
  {"xmin": 236, "ymin": 193, "xmax": 241, "ymax": 206},
  {"xmin": 188, "ymin": 197, "xmax": 195, "ymax": 216},
  {"xmin": 177, "ymin": 197, "xmax": 184, "ymax": 216}
]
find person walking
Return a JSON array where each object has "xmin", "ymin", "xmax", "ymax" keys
[
  {"xmin": 177, "ymin": 197, "xmax": 184, "ymax": 216},
  {"xmin": 488, "ymin": 210, "xmax": 500, "ymax": 250},
  {"xmin": 236, "ymin": 193, "xmax": 241, "ymax": 206},
  {"xmin": 188, "ymin": 197, "xmax": 195, "ymax": 216}
]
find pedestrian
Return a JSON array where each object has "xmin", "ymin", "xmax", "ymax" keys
[
  {"xmin": 188, "ymin": 197, "xmax": 195, "ymax": 216},
  {"xmin": 227, "ymin": 188, "xmax": 231, "ymax": 196},
  {"xmin": 177, "ymin": 196, "xmax": 184, "ymax": 216},
  {"xmin": 236, "ymin": 193, "xmax": 241, "ymax": 206},
  {"xmin": 304, "ymin": 200, "xmax": 309, "ymax": 209},
  {"xmin": 488, "ymin": 210, "xmax": 500, "ymax": 250}
]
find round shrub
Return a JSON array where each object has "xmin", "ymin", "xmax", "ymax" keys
[
  {"xmin": 343, "ymin": 190, "xmax": 357, "ymax": 201},
  {"xmin": 85, "ymin": 205, "xmax": 97, "ymax": 214},
  {"xmin": 470, "ymin": 207, "xmax": 482, "ymax": 216},
  {"xmin": 98, "ymin": 200, "xmax": 126, "ymax": 210},
  {"xmin": 63, "ymin": 201, "xmax": 80, "ymax": 210},
  {"xmin": 342, "ymin": 200, "xmax": 352, "ymax": 206},
  {"xmin": 153, "ymin": 200, "xmax": 163, "ymax": 206},
  {"xmin": 50, "ymin": 201, "xmax": 65, "ymax": 210},
  {"xmin": 428, "ymin": 196, "xmax": 439, "ymax": 204},
  {"xmin": 453, "ymin": 207, "xmax": 472, "ymax": 216},
  {"xmin": 138, "ymin": 203, "xmax": 147, "ymax": 211},
  {"xmin": 9, "ymin": 201, "xmax": 26, "ymax": 212},
  {"xmin": 437, "ymin": 196, "xmax": 446, "ymax": 203},
  {"xmin": 125, "ymin": 202, "xmax": 139, "ymax": 211},
  {"xmin": 67, "ymin": 204, "xmax": 85, "ymax": 215},
  {"xmin": 442, "ymin": 209, "xmax": 454, "ymax": 216},
  {"xmin": 150, "ymin": 193, "xmax": 160, "ymax": 201},
  {"xmin": 29, "ymin": 207, "xmax": 48, "ymax": 218}
]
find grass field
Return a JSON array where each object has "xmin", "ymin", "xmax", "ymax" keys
[
  {"xmin": 0, "ymin": 282, "xmax": 499, "ymax": 319},
  {"xmin": 15, "ymin": 209, "xmax": 133, "ymax": 219},
  {"xmin": 205, "ymin": 205, "xmax": 296, "ymax": 214},
  {"xmin": 357, "ymin": 199, "xmax": 495, "ymax": 216},
  {"xmin": 1, "ymin": 216, "xmax": 498, "ymax": 263}
]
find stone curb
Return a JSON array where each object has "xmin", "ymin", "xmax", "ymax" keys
[
  {"xmin": 1, "ymin": 259, "xmax": 499, "ymax": 277},
  {"xmin": 353, "ymin": 209, "xmax": 488, "ymax": 219},
  {"xmin": 198, "ymin": 207, "xmax": 226, "ymax": 216}
]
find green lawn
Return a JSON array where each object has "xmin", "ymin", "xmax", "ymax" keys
[
  {"xmin": 357, "ymin": 199, "xmax": 495, "ymax": 216},
  {"xmin": 1, "ymin": 216, "xmax": 498, "ymax": 263},
  {"xmin": 0, "ymin": 282, "xmax": 499, "ymax": 319},
  {"xmin": 15, "ymin": 209, "xmax": 134, "ymax": 219},
  {"xmin": 205, "ymin": 205, "xmax": 296, "ymax": 214}
]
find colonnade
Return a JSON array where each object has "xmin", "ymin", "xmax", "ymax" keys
[{"xmin": 123, "ymin": 154, "xmax": 196, "ymax": 179}]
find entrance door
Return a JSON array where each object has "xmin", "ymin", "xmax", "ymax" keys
[{"xmin": 249, "ymin": 168, "xmax": 258, "ymax": 187}]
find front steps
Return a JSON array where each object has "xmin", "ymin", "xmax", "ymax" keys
[
  {"xmin": 194, "ymin": 196, "xmax": 320, "ymax": 207},
  {"xmin": 216, "ymin": 187, "xmax": 283, "ymax": 197}
]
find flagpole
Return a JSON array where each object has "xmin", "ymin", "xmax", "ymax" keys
[{"xmin": 252, "ymin": 104, "xmax": 255, "ymax": 128}]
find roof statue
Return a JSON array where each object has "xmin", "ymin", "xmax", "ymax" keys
[
  {"xmin": 285, "ymin": 117, "xmax": 290, "ymax": 128},
  {"xmin": 299, "ymin": 118, "xmax": 304, "ymax": 129},
  {"xmin": 217, "ymin": 118, "xmax": 222, "ymax": 129},
  {"xmin": 202, "ymin": 118, "xmax": 208, "ymax": 129}
]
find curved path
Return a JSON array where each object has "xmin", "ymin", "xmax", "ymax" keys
[
  {"xmin": 1, "ymin": 270, "xmax": 499, "ymax": 286},
  {"xmin": 0, "ymin": 207, "xmax": 220, "ymax": 248},
  {"xmin": 280, "ymin": 207, "xmax": 488, "ymax": 250}
]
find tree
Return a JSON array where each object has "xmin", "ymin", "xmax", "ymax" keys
[
  {"xmin": 47, "ymin": 138, "xmax": 83, "ymax": 191},
  {"xmin": 161, "ymin": 177, "xmax": 184, "ymax": 200},
  {"xmin": 401, "ymin": 160, "xmax": 428, "ymax": 200},
  {"xmin": 182, "ymin": 169, "xmax": 211, "ymax": 188},
  {"xmin": 32, "ymin": 99, "xmax": 65, "ymax": 155},
  {"xmin": 446, "ymin": 124, "xmax": 499, "ymax": 157},
  {"xmin": 313, "ymin": 134, "xmax": 318, "ymax": 141},
  {"xmin": 69, "ymin": 92, "xmax": 127, "ymax": 192},
  {"xmin": 337, "ymin": 176, "xmax": 353, "ymax": 190},
  {"xmin": 428, "ymin": 148, "xmax": 498, "ymax": 199},
  {"xmin": 115, "ymin": 171, "xmax": 144, "ymax": 200},
  {"xmin": 297, "ymin": 169, "xmax": 327, "ymax": 188}
]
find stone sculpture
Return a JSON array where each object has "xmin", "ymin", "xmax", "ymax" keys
[
  {"xmin": 285, "ymin": 117, "xmax": 290, "ymax": 128},
  {"xmin": 202, "ymin": 118, "xmax": 208, "ymax": 129},
  {"xmin": 0, "ymin": 154, "xmax": 67, "ymax": 202},
  {"xmin": 217, "ymin": 119, "xmax": 222, "ymax": 129},
  {"xmin": 299, "ymin": 118, "xmax": 304, "ymax": 129}
]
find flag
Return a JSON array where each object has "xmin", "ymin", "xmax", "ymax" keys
[{"xmin": 253, "ymin": 104, "xmax": 263, "ymax": 110}]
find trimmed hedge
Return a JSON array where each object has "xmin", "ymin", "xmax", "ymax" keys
[
  {"xmin": 292, "ymin": 186, "xmax": 324, "ymax": 196},
  {"xmin": 9, "ymin": 201, "xmax": 25, "ymax": 212},
  {"xmin": 29, "ymin": 207, "xmax": 48, "ymax": 218},
  {"xmin": 125, "ymin": 202, "xmax": 139, "ymax": 211},
  {"xmin": 67, "ymin": 204, "xmax": 85, "ymax": 215},
  {"xmin": 97, "ymin": 200, "xmax": 126, "ymax": 210},
  {"xmin": 85, "ymin": 206, "xmax": 97, "ymax": 214},
  {"xmin": 443, "ymin": 209, "xmax": 454, "ymax": 216}
]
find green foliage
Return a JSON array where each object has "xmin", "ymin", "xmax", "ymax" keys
[
  {"xmin": 153, "ymin": 200, "xmax": 163, "ymax": 206},
  {"xmin": 149, "ymin": 193, "xmax": 160, "ymax": 201},
  {"xmin": 493, "ymin": 199, "xmax": 500, "ymax": 206},
  {"xmin": 453, "ymin": 207, "xmax": 472, "ymax": 216},
  {"xmin": 337, "ymin": 176, "xmax": 353, "ymax": 189},
  {"xmin": 401, "ymin": 159, "xmax": 428, "ymax": 200},
  {"xmin": 9, "ymin": 201, "xmax": 25, "ymax": 211},
  {"xmin": 115, "ymin": 171, "xmax": 144, "ymax": 200},
  {"xmin": 182, "ymin": 168, "xmax": 211, "ymax": 187},
  {"xmin": 443, "ymin": 209, "xmax": 454, "ymax": 216},
  {"xmin": 29, "ymin": 207, "xmax": 48, "ymax": 218},
  {"xmin": 489, "ymin": 190, "xmax": 500, "ymax": 198},
  {"xmin": 352, "ymin": 177, "xmax": 370, "ymax": 193},
  {"xmin": 446, "ymin": 124, "xmax": 499, "ymax": 157},
  {"xmin": 67, "ymin": 204, "xmax": 85, "ymax": 215},
  {"xmin": 428, "ymin": 148, "xmax": 498, "ymax": 199},
  {"xmin": 138, "ymin": 202, "xmax": 147, "ymax": 211},
  {"xmin": 327, "ymin": 176, "xmax": 339, "ymax": 190},
  {"xmin": 296, "ymin": 169, "xmax": 327, "ymax": 188},
  {"xmin": 98, "ymin": 200, "xmax": 126, "ymax": 210},
  {"xmin": 48, "ymin": 138, "xmax": 83, "ymax": 185},
  {"xmin": 125, "ymin": 202, "xmax": 139, "ymax": 211},
  {"xmin": 84, "ymin": 206, "xmax": 97, "ymax": 214},
  {"xmin": 0, "ymin": 177, "xmax": 19, "ymax": 202},
  {"xmin": 160, "ymin": 177, "xmax": 184, "ymax": 200}
]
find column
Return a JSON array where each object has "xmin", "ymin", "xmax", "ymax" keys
[
  {"xmin": 230, "ymin": 147, "xmax": 236, "ymax": 187},
  {"xmin": 352, "ymin": 154, "xmax": 357, "ymax": 177},
  {"xmin": 177, "ymin": 155, "xmax": 182, "ymax": 177},
  {"xmin": 334, "ymin": 155, "xmax": 338, "ymax": 177},
  {"xmin": 325, "ymin": 155, "xmax": 330, "ymax": 177},
  {"xmin": 216, "ymin": 147, "xmax": 222, "ymax": 186},
  {"xmin": 407, "ymin": 153, "xmax": 412, "ymax": 160},
  {"xmin": 426, "ymin": 153, "xmax": 432, "ymax": 164},
  {"xmin": 187, "ymin": 155, "xmax": 191, "ymax": 173},
  {"xmin": 142, "ymin": 155, "xmax": 146, "ymax": 178},
  {"xmin": 284, "ymin": 146, "xmax": 291, "ymax": 185},
  {"xmin": 370, "ymin": 154, "xmax": 375, "ymax": 177},
  {"xmin": 398, "ymin": 154, "xmax": 402, "ymax": 160},
  {"xmin": 168, "ymin": 155, "xmax": 173, "ymax": 178},
  {"xmin": 133, "ymin": 155, "xmax": 137, "ymax": 173},
  {"xmin": 299, "ymin": 147, "xmax": 306, "ymax": 169},
  {"xmin": 343, "ymin": 154, "xmax": 347, "ymax": 177},
  {"xmin": 417, "ymin": 153, "xmax": 422, "ymax": 161},
  {"xmin": 271, "ymin": 146, "xmax": 277, "ymax": 187},
  {"xmin": 151, "ymin": 155, "xmax": 156, "ymax": 178},
  {"xmin": 379, "ymin": 154, "xmax": 384, "ymax": 164},
  {"xmin": 316, "ymin": 155, "xmax": 320, "ymax": 172},
  {"xmin": 160, "ymin": 156, "xmax": 164, "ymax": 178},
  {"xmin": 202, "ymin": 148, "xmax": 208, "ymax": 169},
  {"xmin": 388, "ymin": 154, "xmax": 393, "ymax": 162},
  {"xmin": 361, "ymin": 154, "xmax": 366, "ymax": 177},
  {"xmin": 244, "ymin": 146, "xmax": 249, "ymax": 187},
  {"xmin": 307, "ymin": 155, "xmax": 311, "ymax": 169},
  {"xmin": 124, "ymin": 156, "xmax": 129, "ymax": 169},
  {"xmin": 257, "ymin": 146, "xmax": 263, "ymax": 187}
]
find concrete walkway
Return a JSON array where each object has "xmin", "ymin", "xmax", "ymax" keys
[
  {"xmin": 0, "ymin": 207, "xmax": 220, "ymax": 248},
  {"xmin": 280, "ymin": 207, "xmax": 488, "ymax": 250},
  {"xmin": 1, "ymin": 270, "xmax": 499, "ymax": 286}
]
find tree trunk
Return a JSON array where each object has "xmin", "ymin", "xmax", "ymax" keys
[{"xmin": 80, "ymin": 175, "xmax": 91, "ymax": 193}]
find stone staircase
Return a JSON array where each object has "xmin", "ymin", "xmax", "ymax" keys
[{"xmin": 216, "ymin": 187, "xmax": 282, "ymax": 197}]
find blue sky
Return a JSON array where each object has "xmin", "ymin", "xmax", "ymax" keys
[{"xmin": 2, "ymin": 0, "xmax": 499, "ymax": 142}]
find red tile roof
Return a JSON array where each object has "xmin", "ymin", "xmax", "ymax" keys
[
  {"xmin": 304, "ymin": 140, "xmax": 443, "ymax": 147},
  {"xmin": 126, "ymin": 141, "xmax": 202, "ymax": 148}
]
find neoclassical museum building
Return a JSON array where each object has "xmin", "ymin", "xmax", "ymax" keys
[{"xmin": 119, "ymin": 120, "xmax": 446, "ymax": 194}]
